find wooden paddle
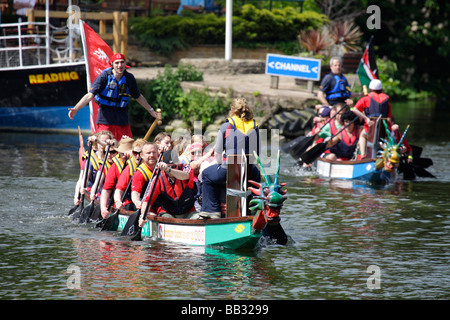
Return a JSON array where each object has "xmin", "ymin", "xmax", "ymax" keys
[
  {"xmin": 72, "ymin": 142, "xmax": 93, "ymax": 221},
  {"xmin": 79, "ymin": 144, "xmax": 111, "ymax": 223},
  {"xmin": 68, "ymin": 127, "xmax": 86, "ymax": 216},
  {"xmin": 100, "ymin": 157, "xmax": 143, "ymax": 231},
  {"xmin": 282, "ymin": 106, "xmax": 346, "ymax": 159},
  {"xmin": 143, "ymin": 108, "xmax": 162, "ymax": 141},
  {"xmin": 120, "ymin": 153, "xmax": 163, "ymax": 237},
  {"xmin": 300, "ymin": 116, "xmax": 359, "ymax": 165}
]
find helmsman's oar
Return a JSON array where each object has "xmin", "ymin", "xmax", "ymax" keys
[
  {"xmin": 143, "ymin": 108, "xmax": 162, "ymax": 142},
  {"xmin": 79, "ymin": 144, "xmax": 111, "ymax": 223},
  {"xmin": 72, "ymin": 141, "xmax": 93, "ymax": 221},
  {"xmin": 120, "ymin": 153, "xmax": 163, "ymax": 238},
  {"xmin": 100, "ymin": 157, "xmax": 143, "ymax": 231},
  {"xmin": 300, "ymin": 115, "xmax": 359, "ymax": 165}
]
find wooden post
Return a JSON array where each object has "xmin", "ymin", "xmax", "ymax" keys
[
  {"xmin": 226, "ymin": 154, "xmax": 250, "ymax": 218},
  {"xmin": 307, "ymin": 80, "xmax": 314, "ymax": 93},
  {"xmin": 270, "ymin": 76, "xmax": 279, "ymax": 89},
  {"xmin": 120, "ymin": 12, "xmax": 128, "ymax": 59},
  {"xmin": 112, "ymin": 11, "xmax": 121, "ymax": 54}
]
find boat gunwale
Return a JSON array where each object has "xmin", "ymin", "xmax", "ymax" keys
[
  {"xmin": 117, "ymin": 209, "xmax": 255, "ymax": 226},
  {"xmin": 316, "ymin": 157, "xmax": 376, "ymax": 165}
]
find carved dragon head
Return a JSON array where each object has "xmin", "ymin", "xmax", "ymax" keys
[
  {"xmin": 375, "ymin": 121, "xmax": 409, "ymax": 172},
  {"xmin": 248, "ymin": 150, "xmax": 287, "ymax": 231}
]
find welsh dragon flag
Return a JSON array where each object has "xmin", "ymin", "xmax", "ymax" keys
[
  {"xmin": 79, "ymin": 20, "xmax": 114, "ymax": 134},
  {"xmin": 357, "ymin": 36, "xmax": 378, "ymax": 87}
]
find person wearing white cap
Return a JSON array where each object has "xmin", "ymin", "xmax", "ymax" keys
[{"xmin": 352, "ymin": 79, "xmax": 393, "ymax": 159}]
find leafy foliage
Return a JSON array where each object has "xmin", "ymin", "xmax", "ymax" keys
[
  {"xmin": 129, "ymin": 5, "xmax": 328, "ymax": 54},
  {"xmin": 129, "ymin": 64, "xmax": 229, "ymax": 134}
]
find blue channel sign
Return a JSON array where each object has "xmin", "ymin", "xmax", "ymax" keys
[{"xmin": 266, "ymin": 54, "xmax": 321, "ymax": 81}]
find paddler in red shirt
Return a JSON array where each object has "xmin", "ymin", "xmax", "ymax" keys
[
  {"xmin": 99, "ymin": 137, "xmax": 134, "ymax": 219},
  {"xmin": 352, "ymin": 79, "xmax": 393, "ymax": 159},
  {"xmin": 138, "ymin": 150, "xmax": 198, "ymax": 228},
  {"xmin": 113, "ymin": 138, "xmax": 146, "ymax": 211},
  {"xmin": 130, "ymin": 142, "xmax": 160, "ymax": 210}
]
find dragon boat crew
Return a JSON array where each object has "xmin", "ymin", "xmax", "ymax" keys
[
  {"xmin": 99, "ymin": 137, "xmax": 136, "ymax": 219},
  {"xmin": 318, "ymin": 56, "xmax": 354, "ymax": 107},
  {"xmin": 139, "ymin": 150, "xmax": 198, "ymax": 226},
  {"xmin": 324, "ymin": 110, "xmax": 363, "ymax": 161},
  {"xmin": 201, "ymin": 98, "xmax": 261, "ymax": 215},
  {"xmin": 130, "ymin": 142, "xmax": 160, "ymax": 212},
  {"xmin": 68, "ymin": 53, "xmax": 159, "ymax": 141},
  {"xmin": 352, "ymin": 79, "xmax": 393, "ymax": 159},
  {"xmin": 112, "ymin": 139, "xmax": 146, "ymax": 212}
]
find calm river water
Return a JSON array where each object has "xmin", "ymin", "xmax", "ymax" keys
[{"xmin": 0, "ymin": 100, "xmax": 449, "ymax": 302}]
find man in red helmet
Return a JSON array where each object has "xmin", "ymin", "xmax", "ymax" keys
[{"xmin": 68, "ymin": 53, "xmax": 159, "ymax": 140}]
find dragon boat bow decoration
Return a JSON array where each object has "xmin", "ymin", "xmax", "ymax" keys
[
  {"xmin": 248, "ymin": 150, "xmax": 288, "ymax": 232},
  {"xmin": 375, "ymin": 121, "xmax": 410, "ymax": 172}
]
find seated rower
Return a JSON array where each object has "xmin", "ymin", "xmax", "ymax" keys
[
  {"xmin": 112, "ymin": 139, "xmax": 146, "ymax": 212},
  {"xmin": 352, "ymin": 79, "xmax": 393, "ymax": 159},
  {"xmin": 138, "ymin": 150, "xmax": 198, "ymax": 227},
  {"xmin": 99, "ymin": 137, "xmax": 134, "ymax": 219},
  {"xmin": 130, "ymin": 142, "xmax": 160, "ymax": 211},
  {"xmin": 324, "ymin": 110, "xmax": 362, "ymax": 161},
  {"xmin": 74, "ymin": 130, "xmax": 114, "ymax": 204},
  {"xmin": 154, "ymin": 132, "xmax": 172, "ymax": 153}
]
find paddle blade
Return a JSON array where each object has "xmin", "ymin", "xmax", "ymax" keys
[
  {"xmin": 120, "ymin": 210, "xmax": 140, "ymax": 236},
  {"xmin": 78, "ymin": 202, "xmax": 93, "ymax": 224},
  {"xmin": 68, "ymin": 204, "xmax": 79, "ymax": 216},
  {"xmin": 88, "ymin": 204, "xmax": 101, "ymax": 222},
  {"xmin": 130, "ymin": 228, "xmax": 143, "ymax": 241},
  {"xmin": 72, "ymin": 204, "xmax": 83, "ymax": 221},
  {"xmin": 281, "ymin": 135, "xmax": 306, "ymax": 153},
  {"xmin": 101, "ymin": 211, "xmax": 120, "ymax": 231},
  {"xmin": 289, "ymin": 135, "xmax": 315, "ymax": 159},
  {"xmin": 300, "ymin": 143, "xmax": 327, "ymax": 164}
]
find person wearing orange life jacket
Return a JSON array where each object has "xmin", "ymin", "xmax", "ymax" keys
[
  {"xmin": 352, "ymin": 79, "xmax": 393, "ymax": 159},
  {"xmin": 138, "ymin": 150, "xmax": 199, "ymax": 226},
  {"xmin": 325, "ymin": 110, "xmax": 363, "ymax": 161},
  {"xmin": 201, "ymin": 98, "xmax": 261, "ymax": 214}
]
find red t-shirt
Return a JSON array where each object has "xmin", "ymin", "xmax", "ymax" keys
[{"xmin": 102, "ymin": 163, "xmax": 123, "ymax": 191}]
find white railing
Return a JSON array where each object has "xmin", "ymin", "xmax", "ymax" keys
[{"xmin": 0, "ymin": 20, "xmax": 83, "ymax": 69}]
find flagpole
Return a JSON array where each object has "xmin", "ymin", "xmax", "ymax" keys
[
  {"xmin": 79, "ymin": 19, "xmax": 96, "ymax": 134},
  {"xmin": 351, "ymin": 35, "xmax": 374, "ymax": 91}
]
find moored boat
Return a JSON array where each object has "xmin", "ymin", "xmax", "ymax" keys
[{"xmin": 0, "ymin": 4, "xmax": 90, "ymax": 133}]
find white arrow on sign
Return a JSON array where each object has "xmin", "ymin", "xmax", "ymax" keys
[{"xmin": 312, "ymin": 66, "xmax": 319, "ymax": 74}]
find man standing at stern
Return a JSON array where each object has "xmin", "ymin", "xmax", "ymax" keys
[{"xmin": 68, "ymin": 53, "xmax": 159, "ymax": 140}]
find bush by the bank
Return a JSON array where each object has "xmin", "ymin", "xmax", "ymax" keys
[
  {"xmin": 129, "ymin": 5, "xmax": 328, "ymax": 55},
  {"xmin": 129, "ymin": 64, "xmax": 230, "ymax": 135}
]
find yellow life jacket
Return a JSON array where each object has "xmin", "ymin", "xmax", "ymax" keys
[
  {"xmin": 112, "ymin": 155, "xmax": 125, "ymax": 174},
  {"xmin": 89, "ymin": 151, "xmax": 102, "ymax": 171},
  {"xmin": 227, "ymin": 116, "xmax": 258, "ymax": 134},
  {"xmin": 126, "ymin": 157, "xmax": 139, "ymax": 176},
  {"xmin": 136, "ymin": 163, "xmax": 154, "ymax": 182}
]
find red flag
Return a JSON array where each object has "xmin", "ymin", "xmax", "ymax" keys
[{"xmin": 80, "ymin": 21, "xmax": 113, "ymax": 134}]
